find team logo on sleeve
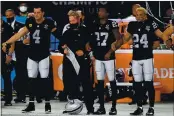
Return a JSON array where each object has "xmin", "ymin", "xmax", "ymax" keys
[
  {"xmin": 105, "ymin": 24, "xmax": 110, "ymax": 30},
  {"xmin": 54, "ymin": 21, "xmax": 57, "ymax": 26},
  {"xmin": 145, "ymin": 26, "xmax": 150, "ymax": 32},
  {"xmin": 29, "ymin": 24, "xmax": 32, "ymax": 27},
  {"xmin": 44, "ymin": 24, "xmax": 48, "ymax": 29}
]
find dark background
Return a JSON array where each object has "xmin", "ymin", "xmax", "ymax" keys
[{"xmin": 1, "ymin": 1, "xmax": 173, "ymax": 30}]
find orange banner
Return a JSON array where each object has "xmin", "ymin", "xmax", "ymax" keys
[{"xmin": 51, "ymin": 50, "xmax": 174, "ymax": 94}]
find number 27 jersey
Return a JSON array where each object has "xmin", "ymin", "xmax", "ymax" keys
[
  {"xmin": 25, "ymin": 17, "xmax": 56, "ymax": 61},
  {"xmin": 127, "ymin": 20, "xmax": 159, "ymax": 60}
]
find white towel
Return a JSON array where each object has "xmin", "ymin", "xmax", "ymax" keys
[{"xmin": 66, "ymin": 47, "xmax": 80, "ymax": 75}]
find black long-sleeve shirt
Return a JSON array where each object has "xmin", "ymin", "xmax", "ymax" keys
[{"xmin": 60, "ymin": 24, "xmax": 90, "ymax": 56}]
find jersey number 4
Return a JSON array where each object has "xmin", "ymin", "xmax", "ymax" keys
[
  {"xmin": 33, "ymin": 30, "xmax": 41, "ymax": 44},
  {"xmin": 133, "ymin": 34, "xmax": 148, "ymax": 48},
  {"xmin": 95, "ymin": 32, "xmax": 109, "ymax": 46}
]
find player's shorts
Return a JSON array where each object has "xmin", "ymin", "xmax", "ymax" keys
[
  {"xmin": 95, "ymin": 59, "xmax": 115, "ymax": 81},
  {"xmin": 132, "ymin": 58, "xmax": 154, "ymax": 82},
  {"xmin": 27, "ymin": 56, "xmax": 50, "ymax": 78}
]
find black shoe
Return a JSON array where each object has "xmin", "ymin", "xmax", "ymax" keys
[
  {"xmin": 4, "ymin": 102, "xmax": 12, "ymax": 106},
  {"xmin": 22, "ymin": 103, "xmax": 35, "ymax": 112},
  {"xmin": 130, "ymin": 107, "xmax": 143, "ymax": 115},
  {"xmin": 146, "ymin": 107, "xmax": 154, "ymax": 116},
  {"xmin": 128, "ymin": 101, "xmax": 136, "ymax": 105},
  {"xmin": 87, "ymin": 111, "xmax": 94, "ymax": 115},
  {"xmin": 14, "ymin": 98, "xmax": 26, "ymax": 103},
  {"xmin": 45, "ymin": 103, "xmax": 51, "ymax": 114},
  {"xmin": 62, "ymin": 110, "xmax": 68, "ymax": 114},
  {"xmin": 94, "ymin": 107, "xmax": 106, "ymax": 115},
  {"xmin": 87, "ymin": 110, "xmax": 94, "ymax": 115},
  {"xmin": 109, "ymin": 107, "xmax": 117, "ymax": 115}
]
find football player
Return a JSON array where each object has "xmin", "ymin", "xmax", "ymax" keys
[
  {"xmin": 111, "ymin": 7, "xmax": 166, "ymax": 115},
  {"xmin": 89, "ymin": 7, "xmax": 121, "ymax": 115},
  {"xmin": 2, "ymin": 6, "xmax": 60, "ymax": 113}
]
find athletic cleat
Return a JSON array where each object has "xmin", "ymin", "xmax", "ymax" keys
[
  {"xmin": 4, "ymin": 102, "xmax": 12, "ymax": 106},
  {"xmin": 130, "ymin": 107, "xmax": 143, "ymax": 115},
  {"xmin": 94, "ymin": 107, "xmax": 106, "ymax": 115},
  {"xmin": 45, "ymin": 103, "xmax": 51, "ymax": 114},
  {"xmin": 87, "ymin": 111, "xmax": 94, "ymax": 115},
  {"xmin": 146, "ymin": 107, "xmax": 154, "ymax": 116},
  {"xmin": 109, "ymin": 107, "xmax": 117, "ymax": 115},
  {"xmin": 22, "ymin": 103, "xmax": 35, "ymax": 113}
]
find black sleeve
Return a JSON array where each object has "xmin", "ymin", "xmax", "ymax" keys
[
  {"xmin": 49, "ymin": 19, "xmax": 57, "ymax": 30},
  {"xmin": 89, "ymin": 32, "xmax": 96, "ymax": 50},
  {"xmin": 25, "ymin": 17, "xmax": 33, "ymax": 30},
  {"xmin": 52, "ymin": 28, "xmax": 62, "ymax": 39},
  {"xmin": 15, "ymin": 22, "xmax": 24, "ymax": 31},
  {"xmin": 111, "ymin": 20, "xmax": 119, "ymax": 30},
  {"xmin": 127, "ymin": 22, "xmax": 134, "ymax": 34},
  {"xmin": 58, "ymin": 31, "xmax": 68, "ymax": 54},
  {"xmin": 150, "ymin": 20, "xmax": 160, "ymax": 32}
]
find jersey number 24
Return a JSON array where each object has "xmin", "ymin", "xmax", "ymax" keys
[{"xmin": 133, "ymin": 34, "xmax": 148, "ymax": 48}]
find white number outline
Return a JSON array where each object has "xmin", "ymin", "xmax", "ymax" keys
[
  {"xmin": 95, "ymin": 32, "xmax": 109, "ymax": 46},
  {"xmin": 133, "ymin": 34, "xmax": 148, "ymax": 48},
  {"xmin": 33, "ymin": 30, "xmax": 40, "ymax": 44}
]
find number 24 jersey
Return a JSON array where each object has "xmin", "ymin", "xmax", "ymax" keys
[{"xmin": 127, "ymin": 19, "xmax": 159, "ymax": 60}]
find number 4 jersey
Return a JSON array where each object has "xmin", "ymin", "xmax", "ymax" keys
[
  {"xmin": 25, "ymin": 17, "xmax": 56, "ymax": 61},
  {"xmin": 90, "ymin": 20, "xmax": 118, "ymax": 60},
  {"xmin": 127, "ymin": 19, "xmax": 160, "ymax": 60}
]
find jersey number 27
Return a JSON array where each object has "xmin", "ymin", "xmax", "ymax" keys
[{"xmin": 33, "ymin": 30, "xmax": 41, "ymax": 44}]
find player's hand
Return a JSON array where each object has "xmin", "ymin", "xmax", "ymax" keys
[
  {"xmin": 5, "ymin": 55, "xmax": 12, "ymax": 64},
  {"xmin": 62, "ymin": 44, "xmax": 67, "ymax": 49},
  {"xmin": 85, "ymin": 42, "xmax": 91, "ymax": 51},
  {"xmin": 111, "ymin": 41, "xmax": 117, "ymax": 51},
  {"xmin": 91, "ymin": 56, "xmax": 95, "ymax": 61},
  {"xmin": 23, "ymin": 39, "xmax": 30, "ymax": 45},
  {"xmin": 64, "ymin": 48, "xmax": 69, "ymax": 55},
  {"xmin": 104, "ymin": 52, "xmax": 111, "ymax": 60},
  {"xmin": 28, "ymin": 12, "xmax": 34, "ymax": 18},
  {"xmin": 2, "ymin": 43, "xmax": 7, "ymax": 53},
  {"xmin": 76, "ymin": 50, "xmax": 84, "ymax": 56}
]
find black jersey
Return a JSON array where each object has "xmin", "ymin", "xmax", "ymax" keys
[
  {"xmin": 1, "ymin": 21, "xmax": 14, "ymax": 64},
  {"xmin": 127, "ymin": 19, "xmax": 160, "ymax": 60},
  {"xmin": 91, "ymin": 20, "xmax": 118, "ymax": 60},
  {"xmin": 25, "ymin": 17, "xmax": 56, "ymax": 61}
]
